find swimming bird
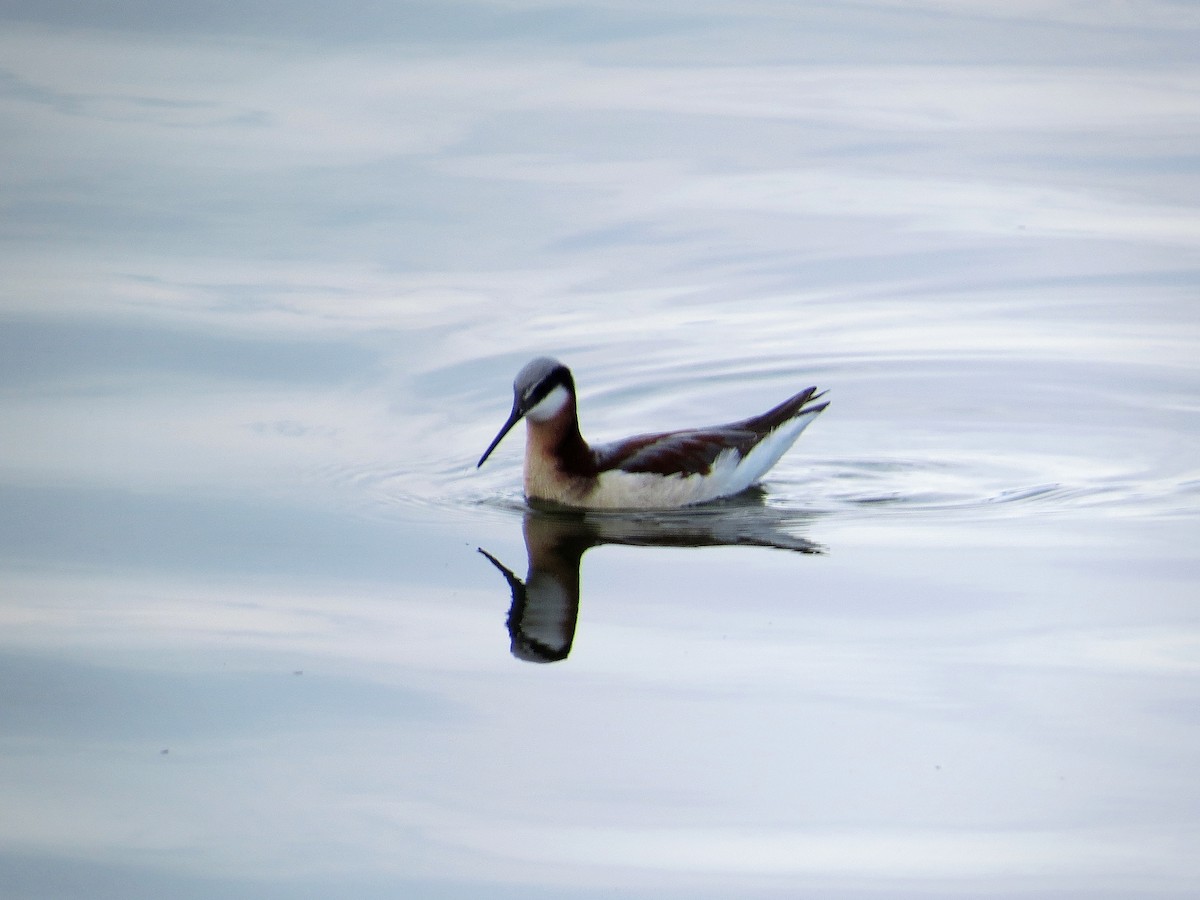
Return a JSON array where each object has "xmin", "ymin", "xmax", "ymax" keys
[{"xmin": 476, "ymin": 357, "xmax": 828, "ymax": 509}]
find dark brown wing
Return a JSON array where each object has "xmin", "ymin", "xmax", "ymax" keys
[
  {"xmin": 593, "ymin": 428, "xmax": 760, "ymax": 477},
  {"xmin": 591, "ymin": 386, "xmax": 828, "ymax": 478}
]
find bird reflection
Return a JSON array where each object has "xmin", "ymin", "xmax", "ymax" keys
[{"xmin": 477, "ymin": 489, "xmax": 822, "ymax": 663}]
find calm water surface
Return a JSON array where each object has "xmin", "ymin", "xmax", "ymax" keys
[{"xmin": 1, "ymin": 3, "xmax": 1199, "ymax": 898}]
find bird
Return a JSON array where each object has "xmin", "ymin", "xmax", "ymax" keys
[{"xmin": 476, "ymin": 357, "xmax": 828, "ymax": 509}]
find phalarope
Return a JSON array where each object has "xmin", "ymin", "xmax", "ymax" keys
[{"xmin": 477, "ymin": 357, "xmax": 827, "ymax": 509}]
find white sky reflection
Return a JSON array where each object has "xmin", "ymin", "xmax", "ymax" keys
[{"xmin": 1, "ymin": 2, "xmax": 1198, "ymax": 898}]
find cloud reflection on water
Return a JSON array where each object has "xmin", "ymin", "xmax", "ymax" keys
[
  {"xmin": 2, "ymin": 2, "xmax": 1199, "ymax": 897},
  {"xmin": 3, "ymin": 12, "xmax": 1197, "ymax": 329}
]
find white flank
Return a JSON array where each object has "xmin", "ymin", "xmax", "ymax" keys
[{"xmin": 583, "ymin": 409, "xmax": 822, "ymax": 509}]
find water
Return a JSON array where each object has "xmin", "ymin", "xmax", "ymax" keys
[{"xmin": 2, "ymin": 3, "xmax": 1199, "ymax": 898}]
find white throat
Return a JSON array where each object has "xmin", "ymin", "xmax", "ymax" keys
[{"xmin": 526, "ymin": 384, "xmax": 570, "ymax": 422}]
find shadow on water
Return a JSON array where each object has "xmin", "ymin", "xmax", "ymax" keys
[{"xmin": 476, "ymin": 489, "xmax": 821, "ymax": 664}]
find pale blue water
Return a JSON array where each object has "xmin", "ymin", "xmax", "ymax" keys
[{"xmin": 2, "ymin": 3, "xmax": 1199, "ymax": 898}]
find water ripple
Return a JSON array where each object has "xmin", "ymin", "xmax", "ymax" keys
[
  {"xmin": 319, "ymin": 340, "xmax": 1198, "ymax": 529},
  {"xmin": 321, "ymin": 447, "xmax": 1198, "ymax": 532}
]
